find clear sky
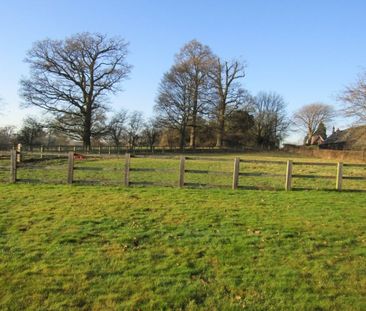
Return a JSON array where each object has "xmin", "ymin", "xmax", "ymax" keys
[{"xmin": 0, "ymin": 0, "xmax": 365, "ymax": 143}]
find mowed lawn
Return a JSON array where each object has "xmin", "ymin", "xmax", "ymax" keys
[{"xmin": 0, "ymin": 184, "xmax": 365, "ymax": 310}]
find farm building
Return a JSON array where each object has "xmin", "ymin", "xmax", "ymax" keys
[
  {"xmin": 306, "ymin": 134, "xmax": 325, "ymax": 146},
  {"xmin": 320, "ymin": 125, "xmax": 366, "ymax": 150}
]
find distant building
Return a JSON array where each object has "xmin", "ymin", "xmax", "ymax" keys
[
  {"xmin": 320, "ymin": 126, "xmax": 366, "ymax": 150},
  {"xmin": 306, "ymin": 134, "xmax": 325, "ymax": 146}
]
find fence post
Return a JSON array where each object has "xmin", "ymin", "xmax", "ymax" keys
[
  {"xmin": 16, "ymin": 143, "xmax": 22, "ymax": 163},
  {"xmin": 10, "ymin": 150, "xmax": 17, "ymax": 183},
  {"xmin": 179, "ymin": 156, "xmax": 185, "ymax": 188},
  {"xmin": 99, "ymin": 145, "xmax": 101, "ymax": 155},
  {"xmin": 108, "ymin": 146, "xmax": 111, "ymax": 155},
  {"xmin": 285, "ymin": 160, "xmax": 293, "ymax": 191},
  {"xmin": 40, "ymin": 145, "xmax": 44, "ymax": 159},
  {"xmin": 232, "ymin": 157, "xmax": 240, "ymax": 190},
  {"xmin": 67, "ymin": 152, "xmax": 74, "ymax": 184},
  {"xmin": 124, "ymin": 153, "xmax": 130, "ymax": 186},
  {"xmin": 336, "ymin": 162, "xmax": 343, "ymax": 191}
]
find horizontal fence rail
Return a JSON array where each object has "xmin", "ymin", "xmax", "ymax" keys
[
  {"xmin": 1, "ymin": 151, "xmax": 366, "ymax": 191},
  {"xmin": 1, "ymin": 144, "xmax": 256, "ymax": 156}
]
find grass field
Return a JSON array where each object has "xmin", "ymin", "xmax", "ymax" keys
[
  {"xmin": 0, "ymin": 152, "xmax": 365, "ymax": 310},
  {"xmin": 0, "ymin": 184, "xmax": 365, "ymax": 310},
  {"xmin": 1, "ymin": 152, "xmax": 366, "ymax": 191}
]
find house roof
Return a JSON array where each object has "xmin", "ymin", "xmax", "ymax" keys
[
  {"xmin": 322, "ymin": 129, "xmax": 348, "ymax": 144},
  {"xmin": 307, "ymin": 134, "xmax": 325, "ymax": 145},
  {"xmin": 321, "ymin": 125, "xmax": 366, "ymax": 149}
]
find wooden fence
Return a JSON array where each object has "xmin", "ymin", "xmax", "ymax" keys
[
  {"xmin": 0, "ymin": 144, "xmax": 250, "ymax": 155},
  {"xmin": 2, "ymin": 151, "xmax": 366, "ymax": 191}
]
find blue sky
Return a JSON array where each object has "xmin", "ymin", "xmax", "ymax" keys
[{"xmin": 0, "ymin": 0, "xmax": 365, "ymax": 143}]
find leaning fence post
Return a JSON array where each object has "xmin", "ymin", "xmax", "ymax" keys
[
  {"xmin": 124, "ymin": 153, "xmax": 130, "ymax": 186},
  {"xmin": 179, "ymin": 156, "xmax": 185, "ymax": 188},
  {"xmin": 285, "ymin": 160, "xmax": 293, "ymax": 191},
  {"xmin": 336, "ymin": 162, "xmax": 343, "ymax": 191},
  {"xmin": 232, "ymin": 157, "xmax": 240, "ymax": 190},
  {"xmin": 67, "ymin": 152, "xmax": 74, "ymax": 184},
  {"xmin": 10, "ymin": 150, "xmax": 17, "ymax": 183}
]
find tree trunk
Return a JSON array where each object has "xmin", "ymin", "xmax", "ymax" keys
[
  {"xmin": 215, "ymin": 128, "xmax": 224, "ymax": 148},
  {"xmin": 189, "ymin": 108, "xmax": 197, "ymax": 149},
  {"xmin": 189, "ymin": 117, "xmax": 196, "ymax": 149},
  {"xmin": 216, "ymin": 108, "xmax": 225, "ymax": 148},
  {"xmin": 83, "ymin": 113, "xmax": 92, "ymax": 151},
  {"xmin": 180, "ymin": 126, "xmax": 186, "ymax": 151},
  {"xmin": 189, "ymin": 87, "xmax": 199, "ymax": 150}
]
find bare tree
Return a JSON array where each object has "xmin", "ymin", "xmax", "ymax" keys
[
  {"xmin": 17, "ymin": 117, "xmax": 45, "ymax": 150},
  {"xmin": 339, "ymin": 72, "xmax": 366, "ymax": 123},
  {"xmin": 293, "ymin": 103, "xmax": 334, "ymax": 143},
  {"xmin": 208, "ymin": 58, "xmax": 247, "ymax": 147},
  {"xmin": 252, "ymin": 92, "xmax": 289, "ymax": 149},
  {"xmin": 175, "ymin": 40, "xmax": 214, "ymax": 149},
  {"xmin": 126, "ymin": 111, "xmax": 144, "ymax": 150},
  {"xmin": 108, "ymin": 109, "xmax": 128, "ymax": 148},
  {"xmin": 20, "ymin": 32, "xmax": 131, "ymax": 150},
  {"xmin": 0, "ymin": 125, "xmax": 16, "ymax": 146},
  {"xmin": 142, "ymin": 119, "xmax": 161, "ymax": 151},
  {"xmin": 155, "ymin": 64, "xmax": 193, "ymax": 150}
]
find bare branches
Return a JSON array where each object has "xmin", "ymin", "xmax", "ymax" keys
[
  {"xmin": 107, "ymin": 109, "xmax": 128, "ymax": 147},
  {"xmin": 154, "ymin": 40, "xmax": 288, "ymax": 149},
  {"xmin": 174, "ymin": 40, "xmax": 214, "ymax": 148},
  {"xmin": 126, "ymin": 111, "xmax": 144, "ymax": 149},
  {"xmin": 339, "ymin": 72, "xmax": 366, "ymax": 123},
  {"xmin": 252, "ymin": 92, "xmax": 289, "ymax": 148},
  {"xmin": 155, "ymin": 64, "xmax": 193, "ymax": 150},
  {"xmin": 208, "ymin": 58, "xmax": 247, "ymax": 146},
  {"xmin": 293, "ymin": 103, "xmax": 334, "ymax": 139},
  {"xmin": 20, "ymin": 32, "xmax": 131, "ymax": 149}
]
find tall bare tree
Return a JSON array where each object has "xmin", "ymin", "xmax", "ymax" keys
[
  {"xmin": 17, "ymin": 117, "xmax": 45, "ymax": 150},
  {"xmin": 142, "ymin": 119, "xmax": 161, "ymax": 151},
  {"xmin": 208, "ymin": 58, "xmax": 247, "ymax": 147},
  {"xmin": 339, "ymin": 72, "xmax": 366, "ymax": 123},
  {"xmin": 252, "ymin": 92, "xmax": 289, "ymax": 149},
  {"xmin": 20, "ymin": 32, "xmax": 131, "ymax": 150},
  {"xmin": 175, "ymin": 40, "xmax": 214, "ymax": 149},
  {"xmin": 293, "ymin": 103, "xmax": 334, "ymax": 143},
  {"xmin": 0, "ymin": 125, "xmax": 16, "ymax": 146},
  {"xmin": 126, "ymin": 111, "xmax": 144, "ymax": 150},
  {"xmin": 155, "ymin": 64, "xmax": 193, "ymax": 150},
  {"xmin": 108, "ymin": 109, "xmax": 128, "ymax": 147}
]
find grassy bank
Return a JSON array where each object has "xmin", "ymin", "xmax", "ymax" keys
[{"xmin": 0, "ymin": 184, "xmax": 365, "ymax": 310}]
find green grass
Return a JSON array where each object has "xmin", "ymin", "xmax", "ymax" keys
[
  {"xmin": 2, "ymin": 152, "xmax": 366, "ymax": 191},
  {"xmin": 0, "ymin": 184, "xmax": 365, "ymax": 310}
]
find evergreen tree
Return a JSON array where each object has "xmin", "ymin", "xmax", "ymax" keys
[{"xmin": 315, "ymin": 121, "xmax": 327, "ymax": 139}]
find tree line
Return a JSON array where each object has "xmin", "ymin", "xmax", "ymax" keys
[{"xmin": 1, "ymin": 32, "xmax": 366, "ymax": 150}]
